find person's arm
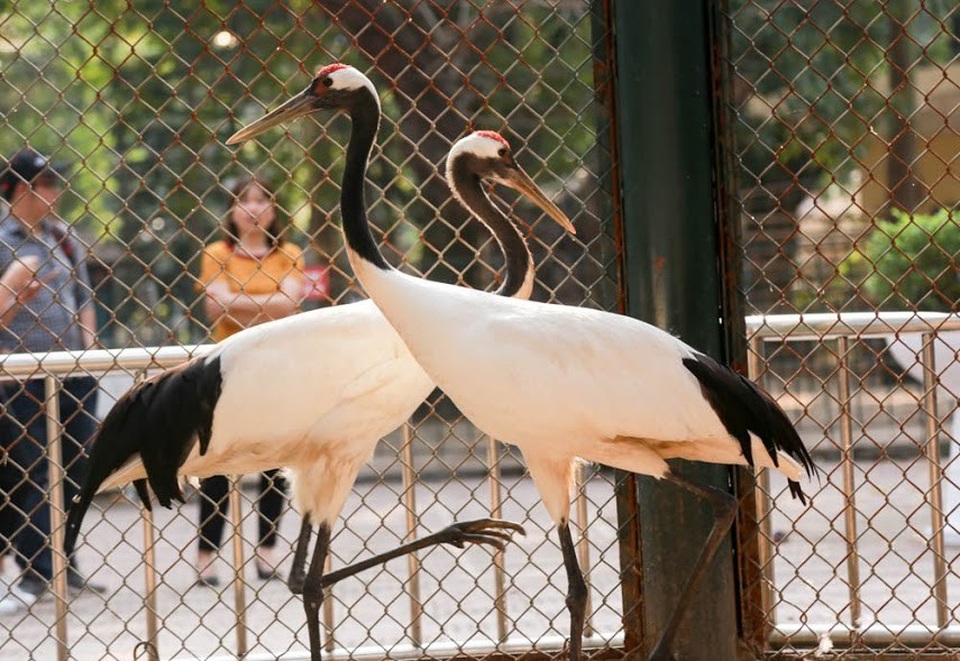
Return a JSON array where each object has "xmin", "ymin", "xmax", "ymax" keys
[
  {"xmin": 205, "ymin": 275, "xmax": 302, "ymax": 327},
  {"xmin": 199, "ymin": 244, "xmax": 236, "ymax": 332},
  {"xmin": 203, "ymin": 246, "xmax": 305, "ymax": 328},
  {"xmin": 0, "ymin": 256, "xmax": 44, "ymax": 325},
  {"xmin": 78, "ymin": 303, "xmax": 97, "ymax": 349}
]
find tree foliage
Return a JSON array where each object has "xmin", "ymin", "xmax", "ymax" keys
[
  {"xmin": 729, "ymin": 0, "xmax": 957, "ymax": 187},
  {"xmin": 844, "ymin": 209, "xmax": 960, "ymax": 312},
  {"xmin": 0, "ymin": 1, "xmax": 607, "ymax": 346}
]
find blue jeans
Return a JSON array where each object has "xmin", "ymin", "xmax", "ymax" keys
[{"xmin": 0, "ymin": 377, "xmax": 98, "ymax": 582}]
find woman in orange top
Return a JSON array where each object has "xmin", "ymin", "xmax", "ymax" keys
[{"xmin": 195, "ymin": 175, "xmax": 304, "ymax": 586}]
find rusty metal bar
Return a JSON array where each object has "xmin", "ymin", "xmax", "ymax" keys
[
  {"xmin": 324, "ymin": 553, "xmax": 335, "ymax": 653},
  {"xmin": 140, "ymin": 506, "xmax": 160, "ymax": 661},
  {"xmin": 228, "ymin": 477, "xmax": 249, "ymax": 657},
  {"xmin": 836, "ymin": 336, "xmax": 862, "ymax": 633},
  {"xmin": 746, "ymin": 336, "xmax": 775, "ymax": 620},
  {"xmin": 770, "ymin": 622, "xmax": 960, "ymax": 649},
  {"xmin": 400, "ymin": 423, "xmax": 423, "ymax": 647},
  {"xmin": 486, "ymin": 435, "xmax": 509, "ymax": 643},
  {"xmin": 573, "ymin": 463, "xmax": 595, "ymax": 638},
  {"xmin": 612, "ymin": 0, "xmax": 739, "ymax": 653},
  {"xmin": 136, "ymin": 367, "xmax": 160, "ymax": 661},
  {"xmin": 921, "ymin": 332, "xmax": 949, "ymax": 628},
  {"xmin": 44, "ymin": 376, "xmax": 69, "ymax": 661}
]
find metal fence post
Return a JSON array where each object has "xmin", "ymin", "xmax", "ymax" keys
[
  {"xmin": 609, "ymin": 0, "xmax": 739, "ymax": 658},
  {"xmin": 44, "ymin": 376, "xmax": 69, "ymax": 661}
]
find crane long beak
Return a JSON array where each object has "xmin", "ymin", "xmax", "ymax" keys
[
  {"xmin": 500, "ymin": 167, "xmax": 576, "ymax": 235},
  {"xmin": 226, "ymin": 89, "xmax": 316, "ymax": 145}
]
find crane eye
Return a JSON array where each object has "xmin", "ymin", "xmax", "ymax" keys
[
  {"xmin": 322, "ymin": 78, "xmax": 333, "ymax": 87},
  {"xmin": 498, "ymin": 148, "xmax": 507, "ymax": 157}
]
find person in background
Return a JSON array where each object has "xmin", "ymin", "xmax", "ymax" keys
[
  {"xmin": 0, "ymin": 148, "xmax": 103, "ymax": 616},
  {"xmin": 0, "ymin": 254, "xmax": 44, "ymax": 614},
  {"xmin": 195, "ymin": 175, "xmax": 304, "ymax": 587}
]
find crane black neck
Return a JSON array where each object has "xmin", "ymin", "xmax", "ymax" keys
[
  {"xmin": 342, "ymin": 89, "xmax": 389, "ymax": 271},
  {"xmin": 449, "ymin": 163, "xmax": 531, "ymax": 299},
  {"xmin": 340, "ymin": 88, "xmax": 532, "ymax": 297}
]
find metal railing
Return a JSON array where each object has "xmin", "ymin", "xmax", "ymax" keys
[
  {"xmin": 0, "ymin": 345, "xmax": 617, "ymax": 661},
  {"xmin": 745, "ymin": 311, "xmax": 960, "ymax": 653},
  {"xmin": 1, "ymin": 346, "xmax": 211, "ymax": 661},
  {"xmin": 0, "ymin": 2, "xmax": 625, "ymax": 658},
  {"xmin": 6, "ymin": 312, "xmax": 959, "ymax": 658}
]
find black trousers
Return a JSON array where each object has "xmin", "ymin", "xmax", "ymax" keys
[
  {"xmin": 0, "ymin": 377, "xmax": 98, "ymax": 582},
  {"xmin": 197, "ymin": 470, "xmax": 287, "ymax": 552}
]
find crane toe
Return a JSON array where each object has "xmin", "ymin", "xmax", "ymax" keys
[{"xmin": 435, "ymin": 518, "xmax": 526, "ymax": 550}]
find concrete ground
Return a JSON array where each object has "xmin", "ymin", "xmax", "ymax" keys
[
  {"xmin": 0, "ymin": 462, "xmax": 625, "ymax": 661},
  {"xmin": 2, "ymin": 394, "xmax": 960, "ymax": 660}
]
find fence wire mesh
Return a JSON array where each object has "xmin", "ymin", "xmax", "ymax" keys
[
  {"xmin": 0, "ymin": 2, "xmax": 624, "ymax": 660},
  {"xmin": 720, "ymin": 0, "xmax": 960, "ymax": 657},
  {"xmin": 7, "ymin": 0, "xmax": 958, "ymax": 659}
]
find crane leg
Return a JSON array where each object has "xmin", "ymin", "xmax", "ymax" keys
[
  {"xmin": 557, "ymin": 521, "xmax": 587, "ymax": 661},
  {"xmin": 301, "ymin": 522, "xmax": 331, "ymax": 661},
  {"xmin": 647, "ymin": 472, "xmax": 737, "ymax": 661},
  {"xmin": 317, "ymin": 518, "xmax": 525, "ymax": 589},
  {"xmin": 289, "ymin": 518, "xmax": 523, "ymax": 659},
  {"xmin": 288, "ymin": 515, "xmax": 313, "ymax": 594}
]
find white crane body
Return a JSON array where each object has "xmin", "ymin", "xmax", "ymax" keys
[
  {"xmin": 98, "ymin": 299, "xmax": 432, "ymax": 526},
  {"xmin": 353, "ymin": 259, "xmax": 804, "ymax": 523}
]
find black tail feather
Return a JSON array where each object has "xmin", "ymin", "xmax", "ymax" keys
[
  {"xmin": 133, "ymin": 479, "xmax": 152, "ymax": 511},
  {"xmin": 788, "ymin": 479, "xmax": 807, "ymax": 505},
  {"xmin": 682, "ymin": 352, "xmax": 815, "ymax": 501},
  {"xmin": 64, "ymin": 354, "xmax": 223, "ymax": 551}
]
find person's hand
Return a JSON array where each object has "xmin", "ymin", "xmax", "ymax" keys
[
  {"xmin": 1, "ymin": 256, "xmax": 46, "ymax": 306},
  {"xmin": 205, "ymin": 287, "xmax": 228, "ymax": 316}
]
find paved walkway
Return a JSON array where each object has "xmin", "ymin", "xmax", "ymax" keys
[
  {"xmin": 2, "ymin": 412, "xmax": 959, "ymax": 660},
  {"xmin": 0, "ymin": 464, "xmax": 624, "ymax": 661}
]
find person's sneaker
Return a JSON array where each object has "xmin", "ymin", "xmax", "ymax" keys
[
  {"xmin": 17, "ymin": 575, "xmax": 47, "ymax": 598},
  {"xmin": 0, "ymin": 581, "xmax": 38, "ymax": 616},
  {"xmin": 66, "ymin": 569, "xmax": 107, "ymax": 595}
]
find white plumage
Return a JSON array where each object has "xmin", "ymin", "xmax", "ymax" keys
[
  {"xmin": 226, "ymin": 63, "xmax": 814, "ymax": 661},
  {"xmin": 99, "ymin": 299, "xmax": 428, "ymax": 525},
  {"xmin": 67, "ymin": 122, "xmax": 571, "ymax": 661},
  {"xmin": 355, "ymin": 268, "xmax": 806, "ymax": 522}
]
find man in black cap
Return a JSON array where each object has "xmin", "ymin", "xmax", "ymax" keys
[{"xmin": 0, "ymin": 148, "xmax": 104, "ymax": 615}]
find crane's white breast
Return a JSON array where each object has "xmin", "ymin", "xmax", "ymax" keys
[{"xmin": 186, "ymin": 299, "xmax": 434, "ymax": 476}]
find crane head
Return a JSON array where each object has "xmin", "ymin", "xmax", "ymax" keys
[
  {"xmin": 447, "ymin": 131, "xmax": 576, "ymax": 234},
  {"xmin": 226, "ymin": 64, "xmax": 377, "ymax": 145}
]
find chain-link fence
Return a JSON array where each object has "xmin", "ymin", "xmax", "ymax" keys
[
  {"xmin": 0, "ymin": 2, "xmax": 624, "ymax": 660},
  {"xmin": 5, "ymin": 0, "xmax": 959, "ymax": 659},
  {"xmin": 721, "ymin": 0, "xmax": 960, "ymax": 656}
]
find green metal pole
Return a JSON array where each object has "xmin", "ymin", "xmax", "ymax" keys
[{"xmin": 610, "ymin": 0, "xmax": 739, "ymax": 658}]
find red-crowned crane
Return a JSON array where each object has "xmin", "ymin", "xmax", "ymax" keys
[
  {"xmin": 65, "ymin": 128, "xmax": 576, "ymax": 661},
  {"xmin": 227, "ymin": 63, "xmax": 816, "ymax": 661}
]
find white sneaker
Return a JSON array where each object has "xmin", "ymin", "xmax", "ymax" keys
[{"xmin": 0, "ymin": 582, "xmax": 37, "ymax": 616}]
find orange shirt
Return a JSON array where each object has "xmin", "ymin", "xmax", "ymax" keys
[{"xmin": 198, "ymin": 240, "xmax": 305, "ymax": 341}]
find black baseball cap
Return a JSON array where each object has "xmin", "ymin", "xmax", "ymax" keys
[{"xmin": 0, "ymin": 149, "xmax": 67, "ymax": 201}]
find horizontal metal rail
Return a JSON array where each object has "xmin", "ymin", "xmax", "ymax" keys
[
  {"xmin": 10, "ymin": 310, "xmax": 956, "ymax": 657},
  {"xmin": 0, "ymin": 343, "xmax": 604, "ymax": 660},
  {"xmin": 745, "ymin": 311, "xmax": 960, "ymax": 340},
  {"xmin": 0, "ymin": 344, "xmax": 214, "ymax": 381},
  {"xmin": 746, "ymin": 310, "xmax": 960, "ymax": 653}
]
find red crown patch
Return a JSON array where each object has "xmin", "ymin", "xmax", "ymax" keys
[
  {"xmin": 316, "ymin": 63, "xmax": 350, "ymax": 78},
  {"xmin": 474, "ymin": 130, "xmax": 509, "ymax": 147}
]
